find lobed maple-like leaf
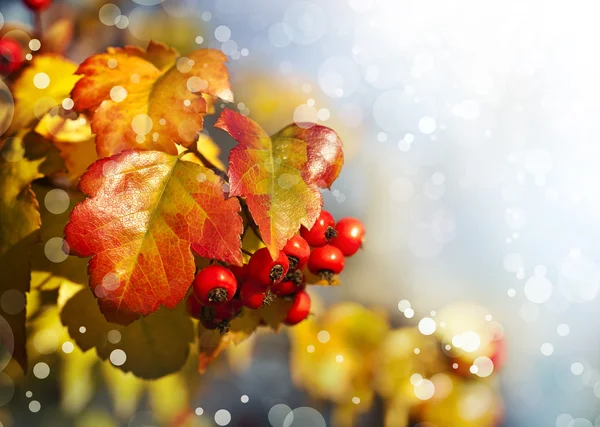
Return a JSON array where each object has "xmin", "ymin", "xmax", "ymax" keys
[
  {"xmin": 0, "ymin": 137, "xmax": 44, "ymax": 372},
  {"xmin": 64, "ymin": 149, "xmax": 243, "ymax": 324},
  {"xmin": 215, "ymin": 109, "xmax": 344, "ymax": 258},
  {"xmin": 72, "ymin": 40, "xmax": 233, "ymax": 157}
]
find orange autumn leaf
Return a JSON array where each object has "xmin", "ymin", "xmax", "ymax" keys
[
  {"xmin": 215, "ymin": 109, "xmax": 344, "ymax": 258},
  {"xmin": 71, "ymin": 41, "xmax": 233, "ymax": 157},
  {"xmin": 64, "ymin": 149, "xmax": 243, "ymax": 324}
]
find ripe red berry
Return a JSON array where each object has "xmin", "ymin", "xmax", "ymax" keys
[
  {"xmin": 282, "ymin": 235, "xmax": 310, "ymax": 270},
  {"xmin": 300, "ymin": 210, "xmax": 337, "ymax": 247},
  {"xmin": 0, "ymin": 38, "xmax": 24, "ymax": 75},
  {"xmin": 239, "ymin": 278, "xmax": 272, "ymax": 309},
  {"xmin": 248, "ymin": 247, "xmax": 289, "ymax": 286},
  {"xmin": 284, "ymin": 291, "xmax": 311, "ymax": 325},
  {"xmin": 185, "ymin": 294, "xmax": 203, "ymax": 320},
  {"xmin": 272, "ymin": 270, "xmax": 305, "ymax": 296},
  {"xmin": 229, "ymin": 264, "xmax": 249, "ymax": 282},
  {"xmin": 199, "ymin": 300, "xmax": 242, "ymax": 333},
  {"xmin": 22, "ymin": 0, "xmax": 52, "ymax": 11},
  {"xmin": 192, "ymin": 265, "xmax": 237, "ymax": 306},
  {"xmin": 330, "ymin": 217, "xmax": 365, "ymax": 257},
  {"xmin": 308, "ymin": 245, "xmax": 345, "ymax": 282}
]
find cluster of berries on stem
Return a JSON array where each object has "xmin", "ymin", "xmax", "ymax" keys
[{"xmin": 187, "ymin": 210, "xmax": 366, "ymax": 333}]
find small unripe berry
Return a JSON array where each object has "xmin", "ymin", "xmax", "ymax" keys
[
  {"xmin": 284, "ymin": 291, "xmax": 311, "ymax": 325},
  {"xmin": 282, "ymin": 235, "xmax": 310, "ymax": 270},
  {"xmin": 300, "ymin": 210, "xmax": 337, "ymax": 247},
  {"xmin": 192, "ymin": 265, "xmax": 237, "ymax": 306},
  {"xmin": 199, "ymin": 300, "xmax": 242, "ymax": 334},
  {"xmin": 248, "ymin": 247, "xmax": 289, "ymax": 286},
  {"xmin": 330, "ymin": 217, "xmax": 365, "ymax": 256}
]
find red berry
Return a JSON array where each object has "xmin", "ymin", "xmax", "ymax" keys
[
  {"xmin": 330, "ymin": 217, "xmax": 365, "ymax": 257},
  {"xmin": 185, "ymin": 294, "xmax": 203, "ymax": 320},
  {"xmin": 239, "ymin": 278, "xmax": 271, "ymax": 309},
  {"xmin": 282, "ymin": 235, "xmax": 310, "ymax": 270},
  {"xmin": 308, "ymin": 245, "xmax": 345, "ymax": 277},
  {"xmin": 22, "ymin": 0, "xmax": 52, "ymax": 11},
  {"xmin": 272, "ymin": 270, "xmax": 305, "ymax": 296},
  {"xmin": 192, "ymin": 265, "xmax": 237, "ymax": 306},
  {"xmin": 229, "ymin": 264, "xmax": 249, "ymax": 282},
  {"xmin": 0, "ymin": 38, "xmax": 24, "ymax": 75},
  {"xmin": 199, "ymin": 300, "xmax": 242, "ymax": 333},
  {"xmin": 284, "ymin": 291, "xmax": 311, "ymax": 325},
  {"xmin": 248, "ymin": 247, "xmax": 289, "ymax": 286},
  {"xmin": 300, "ymin": 210, "xmax": 337, "ymax": 247}
]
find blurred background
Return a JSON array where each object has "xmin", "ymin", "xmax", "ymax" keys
[{"xmin": 2, "ymin": 0, "xmax": 600, "ymax": 426}]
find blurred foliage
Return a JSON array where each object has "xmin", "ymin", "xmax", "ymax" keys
[{"xmin": 288, "ymin": 301, "xmax": 505, "ymax": 427}]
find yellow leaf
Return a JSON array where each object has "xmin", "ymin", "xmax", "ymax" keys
[
  {"xmin": 8, "ymin": 55, "xmax": 81, "ymax": 135},
  {"xmin": 59, "ymin": 284, "xmax": 195, "ymax": 379},
  {"xmin": 30, "ymin": 184, "xmax": 88, "ymax": 290},
  {"xmin": 226, "ymin": 333, "xmax": 256, "ymax": 374},
  {"xmin": 148, "ymin": 373, "xmax": 190, "ymax": 424},
  {"xmin": 35, "ymin": 109, "xmax": 98, "ymax": 185},
  {"xmin": 258, "ymin": 297, "xmax": 293, "ymax": 331},
  {"xmin": 61, "ymin": 345, "xmax": 97, "ymax": 414},
  {"xmin": 75, "ymin": 410, "xmax": 119, "ymax": 427},
  {"xmin": 100, "ymin": 361, "xmax": 144, "ymax": 419},
  {"xmin": 0, "ymin": 137, "xmax": 43, "ymax": 372},
  {"xmin": 196, "ymin": 132, "xmax": 226, "ymax": 171},
  {"xmin": 304, "ymin": 269, "xmax": 341, "ymax": 286}
]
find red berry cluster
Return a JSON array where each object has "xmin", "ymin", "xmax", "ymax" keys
[{"xmin": 186, "ymin": 211, "xmax": 365, "ymax": 333}]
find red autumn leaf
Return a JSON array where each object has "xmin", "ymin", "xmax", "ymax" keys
[
  {"xmin": 64, "ymin": 149, "xmax": 243, "ymax": 324},
  {"xmin": 214, "ymin": 109, "xmax": 344, "ymax": 258},
  {"xmin": 71, "ymin": 41, "xmax": 232, "ymax": 157}
]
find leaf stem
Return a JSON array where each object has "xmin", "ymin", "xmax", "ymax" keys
[{"xmin": 185, "ymin": 138, "xmax": 229, "ymax": 183}]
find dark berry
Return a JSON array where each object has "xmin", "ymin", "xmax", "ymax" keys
[{"xmin": 185, "ymin": 294, "xmax": 203, "ymax": 320}]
